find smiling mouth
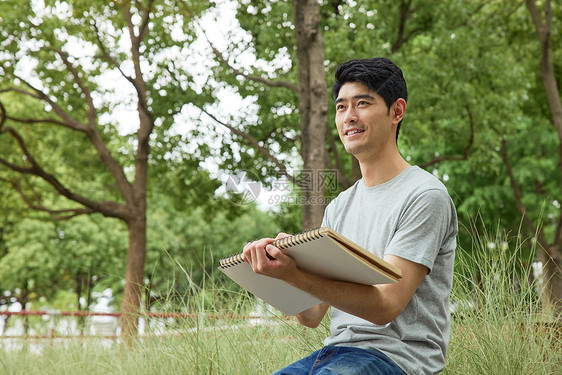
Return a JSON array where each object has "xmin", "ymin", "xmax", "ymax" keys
[{"xmin": 345, "ymin": 128, "xmax": 365, "ymax": 136}]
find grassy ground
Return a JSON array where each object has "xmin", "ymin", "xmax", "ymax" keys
[
  {"xmin": 1, "ymin": 308, "xmax": 559, "ymax": 375},
  {"xmin": 0, "ymin": 314, "xmax": 327, "ymax": 375},
  {"xmin": 2, "ymin": 232, "xmax": 561, "ymax": 374}
]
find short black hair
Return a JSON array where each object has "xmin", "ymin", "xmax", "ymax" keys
[{"xmin": 332, "ymin": 57, "xmax": 408, "ymax": 141}]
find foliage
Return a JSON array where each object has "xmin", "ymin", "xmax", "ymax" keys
[
  {"xmin": 143, "ymin": 202, "xmax": 282, "ymax": 310},
  {"xmin": 0, "ymin": 214, "xmax": 127, "ymax": 310}
]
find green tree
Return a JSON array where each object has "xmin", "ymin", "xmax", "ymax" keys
[
  {"xmin": 0, "ymin": 214, "xmax": 127, "ymax": 332},
  {"xmin": 0, "ymin": 0, "xmax": 216, "ymax": 340}
]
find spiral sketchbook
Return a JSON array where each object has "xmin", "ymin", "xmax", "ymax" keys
[{"xmin": 219, "ymin": 227, "xmax": 402, "ymax": 316}]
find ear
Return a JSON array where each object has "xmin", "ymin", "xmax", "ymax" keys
[{"xmin": 392, "ymin": 99, "xmax": 407, "ymax": 125}]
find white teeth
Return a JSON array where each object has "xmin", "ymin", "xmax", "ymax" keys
[{"xmin": 346, "ymin": 129, "xmax": 364, "ymax": 135}]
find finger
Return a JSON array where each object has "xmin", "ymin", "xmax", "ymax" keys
[
  {"xmin": 250, "ymin": 246, "xmax": 268, "ymax": 273},
  {"xmin": 264, "ymin": 242, "xmax": 283, "ymax": 261},
  {"xmin": 243, "ymin": 241, "xmax": 255, "ymax": 264},
  {"xmin": 266, "ymin": 244, "xmax": 288, "ymax": 262},
  {"xmin": 243, "ymin": 238, "xmax": 274, "ymax": 265},
  {"xmin": 243, "ymin": 242, "xmax": 251, "ymax": 257},
  {"xmin": 275, "ymin": 232, "xmax": 291, "ymax": 240},
  {"xmin": 254, "ymin": 243, "xmax": 272, "ymax": 266},
  {"xmin": 243, "ymin": 250, "xmax": 252, "ymax": 265},
  {"xmin": 254, "ymin": 238, "xmax": 275, "ymax": 248}
]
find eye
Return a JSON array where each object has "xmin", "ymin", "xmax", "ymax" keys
[
  {"xmin": 357, "ymin": 100, "xmax": 369, "ymax": 106},
  {"xmin": 336, "ymin": 104, "xmax": 346, "ymax": 111}
]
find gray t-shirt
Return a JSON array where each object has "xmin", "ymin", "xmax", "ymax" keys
[{"xmin": 322, "ymin": 166, "xmax": 457, "ymax": 375}]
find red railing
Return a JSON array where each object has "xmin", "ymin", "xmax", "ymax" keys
[
  {"xmin": 0, "ymin": 310, "xmax": 266, "ymax": 319},
  {"xmin": 0, "ymin": 310, "xmax": 274, "ymax": 340}
]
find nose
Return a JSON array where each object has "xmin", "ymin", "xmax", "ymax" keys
[{"xmin": 343, "ymin": 108, "xmax": 358, "ymax": 125}]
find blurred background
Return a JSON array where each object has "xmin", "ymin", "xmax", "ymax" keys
[{"xmin": 0, "ymin": 0, "xmax": 560, "ymax": 342}]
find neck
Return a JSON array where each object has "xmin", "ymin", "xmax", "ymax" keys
[{"xmin": 357, "ymin": 148, "xmax": 411, "ymax": 187}]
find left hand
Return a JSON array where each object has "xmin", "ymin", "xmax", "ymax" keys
[{"xmin": 242, "ymin": 233, "xmax": 297, "ymax": 280}]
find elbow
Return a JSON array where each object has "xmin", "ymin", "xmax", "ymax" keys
[
  {"xmin": 364, "ymin": 308, "xmax": 402, "ymax": 326},
  {"xmin": 368, "ymin": 316, "xmax": 394, "ymax": 326},
  {"xmin": 294, "ymin": 302, "xmax": 329, "ymax": 328},
  {"xmin": 296, "ymin": 314, "xmax": 322, "ymax": 328}
]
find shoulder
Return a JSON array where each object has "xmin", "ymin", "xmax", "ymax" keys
[
  {"xmin": 398, "ymin": 167, "xmax": 453, "ymax": 203},
  {"xmin": 410, "ymin": 168, "xmax": 455, "ymax": 208},
  {"xmin": 404, "ymin": 166, "xmax": 448, "ymax": 191}
]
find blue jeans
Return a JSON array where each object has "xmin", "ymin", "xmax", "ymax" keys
[{"xmin": 272, "ymin": 346, "xmax": 406, "ymax": 375}]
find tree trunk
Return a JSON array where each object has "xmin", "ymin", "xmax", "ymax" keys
[
  {"xmin": 21, "ymin": 283, "xmax": 29, "ymax": 335},
  {"xmin": 75, "ymin": 273, "xmax": 86, "ymax": 335},
  {"xmin": 525, "ymin": 0, "xmax": 562, "ymax": 314},
  {"xmin": 293, "ymin": 0, "xmax": 328, "ymax": 230},
  {"xmin": 120, "ymin": 0, "xmax": 152, "ymax": 340},
  {"xmin": 541, "ymin": 244, "xmax": 562, "ymax": 314},
  {"xmin": 120, "ymin": 214, "xmax": 147, "ymax": 342}
]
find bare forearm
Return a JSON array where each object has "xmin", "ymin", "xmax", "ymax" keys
[
  {"xmin": 243, "ymin": 238, "xmax": 425, "ymax": 326},
  {"xmin": 286, "ymin": 268, "xmax": 402, "ymax": 325}
]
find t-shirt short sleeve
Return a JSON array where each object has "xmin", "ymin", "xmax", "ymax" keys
[{"xmin": 384, "ymin": 188, "xmax": 455, "ymax": 272}]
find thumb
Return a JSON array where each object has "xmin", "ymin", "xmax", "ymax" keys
[{"xmin": 266, "ymin": 244, "xmax": 287, "ymax": 261}]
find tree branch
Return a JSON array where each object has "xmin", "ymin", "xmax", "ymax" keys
[
  {"xmin": 176, "ymin": 1, "xmax": 297, "ymax": 91},
  {"xmin": 212, "ymin": 44, "xmax": 298, "ymax": 91},
  {"xmin": 0, "ymin": 176, "xmax": 94, "ymax": 220},
  {"xmin": 90, "ymin": 12, "xmax": 148, "ymax": 202},
  {"xmin": 0, "ymin": 122, "xmax": 128, "ymax": 219},
  {"xmin": 0, "ymin": 87, "xmax": 42, "ymax": 100},
  {"xmin": 12, "ymin": 75, "xmax": 89, "ymax": 132},
  {"xmin": 454, "ymin": 0, "xmax": 498, "ymax": 28},
  {"xmin": 54, "ymin": 48, "xmax": 135, "ymax": 198},
  {"xmin": 526, "ymin": 0, "xmax": 545, "ymax": 35},
  {"xmin": 91, "ymin": 19, "xmax": 136, "ymax": 86},
  {"xmin": 526, "ymin": 0, "xmax": 562, "ymax": 244},
  {"xmin": 123, "ymin": 1, "xmax": 154, "ymax": 129},
  {"xmin": 201, "ymin": 108, "xmax": 297, "ymax": 185},
  {"xmin": 1, "ymin": 76, "xmax": 135, "ymax": 204},
  {"xmin": 391, "ymin": 0, "xmax": 423, "ymax": 53},
  {"xmin": 117, "ymin": 1, "xmax": 156, "ymax": 209},
  {"xmin": 420, "ymin": 105, "xmax": 475, "ymax": 169},
  {"xmin": 499, "ymin": 136, "xmax": 549, "ymax": 249},
  {"xmin": 53, "ymin": 48, "xmax": 96, "ymax": 127},
  {"xmin": 198, "ymin": 25, "xmax": 298, "ymax": 92},
  {"xmin": 137, "ymin": 0, "xmax": 155, "ymax": 43},
  {"xmin": 1, "ymin": 113, "xmax": 68, "ymax": 128}
]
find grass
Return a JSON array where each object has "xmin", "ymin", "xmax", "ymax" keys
[
  {"xmin": 0, "ymin": 311, "xmax": 327, "ymax": 375},
  {"xmin": 443, "ymin": 226, "xmax": 561, "ymax": 374},
  {"xmin": 1, "ymin": 229, "xmax": 561, "ymax": 374}
]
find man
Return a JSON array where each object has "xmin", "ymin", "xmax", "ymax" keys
[{"xmin": 243, "ymin": 57, "xmax": 458, "ymax": 375}]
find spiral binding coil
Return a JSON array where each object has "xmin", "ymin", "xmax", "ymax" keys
[
  {"xmin": 219, "ymin": 252, "xmax": 245, "ymax": 269},
  {"xmin": 271, "ymin": 227, "xmax": 323, "ymax": 249},
  {"xmin": 219, "ymin": 227, "xmax": 325, "ymax": 269}
]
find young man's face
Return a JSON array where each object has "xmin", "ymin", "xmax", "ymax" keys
[{"xmin": 334, "ymin": 81, "xmax": 399, "ymax": 161}]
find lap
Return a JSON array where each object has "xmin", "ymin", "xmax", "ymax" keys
[{"xmin": 272, "ymin": 346, "xmax": 406, "ymax": 375}]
